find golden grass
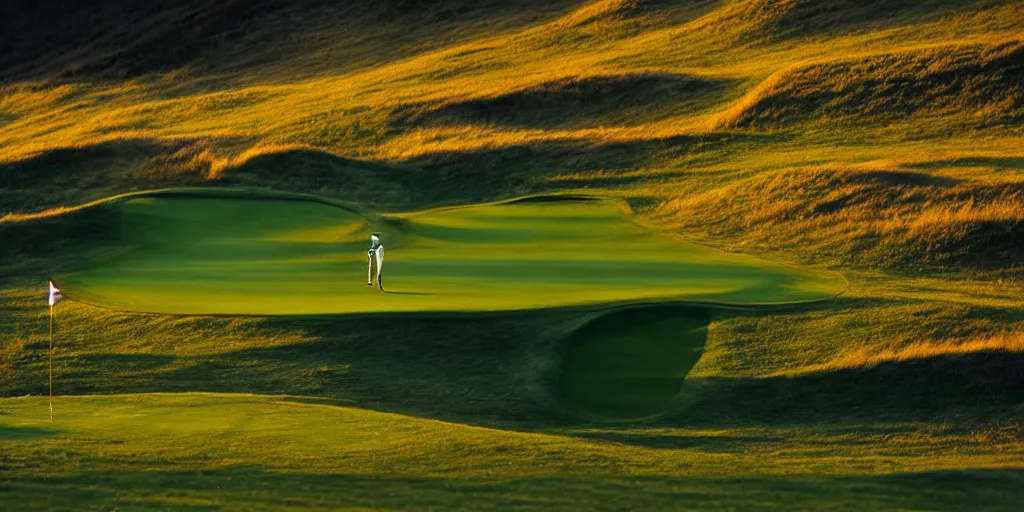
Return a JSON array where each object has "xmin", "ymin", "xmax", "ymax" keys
[
  {"xmin": 164, "ymin": 141, "xmax": 321, "ymax": 180},
  {"xmin": 1, "ymin": 1, "xmax": 1020, "ymax": 165},
  {"xmin": 895, "ymin": 202, "xmax": 1024, "ymax": 236},
  {"xmin": 716, "ymin": 36, "xmax": 1024, "ymax": 129},
  {"xmin": 653, "ymin": 161, "xmax": 1024, "ymax": 269},
  {"xmin": 792, "ymin": 332, "xmax": 1024, "ymax": 375},
  {"xmin": 0, "ymin": 83, "xmax": 82, "ymax": 115},
  {"xmin": 1, "ymin": 0, "xmax": 1023, "ymax": 267}
]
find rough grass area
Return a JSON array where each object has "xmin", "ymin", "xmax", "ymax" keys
[
  {"xmin": 395, "ymin": 73, "xmax": 736, "ymax": 129},
  {"xmin": 719, "ymin": 39, "xmax": 1024, "ymax": 130},
  {"xmin": 655, "ymin": 165, "xmax": 1024, "ymax": 270},
  {"xmin": 0, "ymin": 0, "xmax": 583, "ymax": 82}
]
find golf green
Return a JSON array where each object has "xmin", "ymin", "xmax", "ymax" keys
[{"xmin": 62, "ymin": 192, "xmax": 845, "ymax": 315}]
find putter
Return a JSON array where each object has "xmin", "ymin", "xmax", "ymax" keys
[{"xmin": 367, "ymin": 252, "xmax": 373, "ymax": 286}]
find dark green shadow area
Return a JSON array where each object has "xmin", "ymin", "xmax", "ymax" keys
[
  {"xmin": 668, "ymin": 350, "xmax": 1024, "ymax": 428},
  {"xmin": 5, "ymin": 466, "xmax": 1022, "ymax": 511},
  {"xmin": 0, "ymin": 424, "xmax": 60, "ymax": 440},
  {"xmin": 558, "ymin": 306, "xmax": 709, "ymax": 419}
]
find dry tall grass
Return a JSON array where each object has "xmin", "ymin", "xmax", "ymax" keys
[
  {"xmin": 656, "ymin": 165, "xmax": 1024, "ymax": 268},
  {"xmin": 794, "ymin": 331, "xmax": 1024, "ymax": 374},
  {"xmin": 716, "ymin": 38, "xmax": 1024, "ymax": 129},
  {"xmin": 2, "ymin": 0, "xmax": 1024, "ymax": 272}
]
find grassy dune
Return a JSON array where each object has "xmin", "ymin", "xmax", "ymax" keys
[{"xmin": 3, "ymin": 0, "xmax": 1024, "ymax": 509}]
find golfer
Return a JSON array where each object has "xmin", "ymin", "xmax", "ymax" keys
[{"xmin": 367, "ymin": 233, "xmax": 384, "ymax": 292}]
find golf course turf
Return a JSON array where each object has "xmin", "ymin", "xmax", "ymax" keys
[
  {"xmin": 5, "ymin": 391, "xmax": 1024, "ymax": 511},
  {"xmin": 46, "ymin": 189, "xmax": 845, "ymax": 420},
  {"xmin": 5, "ymin": 2, "xmax": 1023, "ymax": 507},
  {"xmin": 61, "ymin": 190, "xmax": 846, "ymax": 316},
  {"xmin": 558, "ymin": 306, "xmax": 709, "ymax": 419}
]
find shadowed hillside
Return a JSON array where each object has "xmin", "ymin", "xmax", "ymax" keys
[
  {"xmin": 719, "ymin": 39, "xmax": 1024, "ymax": 129},
  {"xmin": 684, "ymin": 0, "xmax": 987, "ymax": 44},
  {"xmin": 0, "ymin": 140, "xmax": 203, "ymax": 215},
  {"xmin": 655, "ymin": 165, "xmax": 1024, "ymax": 269},
  {"xmin": 395, "ymin": 73, "xmax": 737, "ymax": 129},
  {"xmin": 0, "ymin": 0, "xmax": 582, "ymax": 82}
]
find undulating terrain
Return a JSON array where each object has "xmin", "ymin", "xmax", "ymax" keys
[{"xmin": 2, "ymin": 0, "xmax": 1023, "ymax": 510}]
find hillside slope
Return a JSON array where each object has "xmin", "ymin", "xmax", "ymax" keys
[{"xmin": 0, "ymin": 0, "xmax": 583, "ymax": 82}]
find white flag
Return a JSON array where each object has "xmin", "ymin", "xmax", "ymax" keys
[{"xmin": 48, "ymin": 281, "xmax": 63, "ymax": 306}]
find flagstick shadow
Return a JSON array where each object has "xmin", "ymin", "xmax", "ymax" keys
[{"xmin": 383, "ymin": 291, "xmax": 435, "ymax": 296}]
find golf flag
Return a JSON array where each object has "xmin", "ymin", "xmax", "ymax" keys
[
  {"xmin": 48, "ymin": 281, "xmax": 62, "ymax": 306},
  {"xmin": 47, "ymin": 280, "xmax": 62, "ymax": 422}
]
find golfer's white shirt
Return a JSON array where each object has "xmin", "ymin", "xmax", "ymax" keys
[{"xmin": 368, "ymin": 236, "xmax": 384, "ymax": 286}]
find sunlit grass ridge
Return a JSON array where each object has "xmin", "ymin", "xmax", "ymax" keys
[{"xmin": 2, "ymin": 2, "xmax": 1022, "ymax": 269}]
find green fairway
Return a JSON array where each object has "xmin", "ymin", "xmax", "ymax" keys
[
  {"xmin": 3, "ymin": 393, "xmax": 1023, "ymax": 511},
  {"xmin": 61, "ymin": 192, "xmax": 845, "ymax": 315}
]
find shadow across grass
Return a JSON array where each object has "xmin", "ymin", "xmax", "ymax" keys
[
  {"xmin": 567, "ymin": 430, "xmax": 783, "ymax": 452},
  {"xmin": 3, "ymin": 464, "xmax": 1022, "ymax": 511},
  {"xmin": 911, "ymin": 156, "xmax": 1024, "ymax": 172},
  {"xmin": 77, "ymin": 353, "xmax": 178, "ymax": 373},
  {"xmin": 400, "ymin": 133, "xmax": 783, "ymax": 203},
  {"xmin": 0, "ymin": 424, "xmax": 60, "ymax": 440},
  {"xmin": 7, "ymin": 311, "xmax": 581, "ymax": 427},
  {"xmin": 0, "ymin": 129, "xmax": 788, "ymax": 217},
  {"xmin": 394, "ymin": 73, "xmax": 738, "ymax": 129},
  {"xmin": 10, "ymin": 301, "xmax": 1019, "ymax": 434},
  {"xmin": 0, "ymin": 203, "xmax": 123, "ymax": 278},
  {"xmin": 0, "ymin": 0, "xmax": 585, "ymax": 82},
  {"xmin": 0, "ymin": 140, "xmax": 202, "ymax": 215},
  {"xmin": 557, "ymin": 305, "xmax": 710, "ymax": 420},
  {"xmin": 671, "ymin": 350, "xmax": 1024, "ymax": 428},
  {"xmin": 222, "ymin": 148, "xmax": 418, "ymax": 208},
  {"xmin": 752, "ymin": 0, "xmax": 982, "ymax": 42}
]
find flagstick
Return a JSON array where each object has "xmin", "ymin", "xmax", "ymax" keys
[{"xmin": 49, "ymin": 304, "xmax": 55, "ymax": 423}]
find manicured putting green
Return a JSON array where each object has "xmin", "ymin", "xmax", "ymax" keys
[
  {"xmin": 559, "ymin": 306, "xmax": 709, "ymax": 419},
  {"xmin": 63, "ymin": 192, "xmax": 845, "ymax": 315}
]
